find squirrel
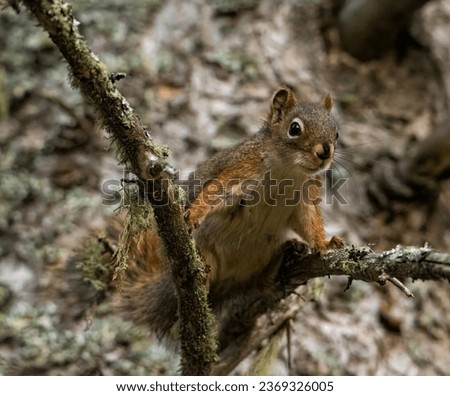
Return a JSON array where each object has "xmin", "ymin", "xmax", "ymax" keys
[{"xmin": 118, "ymin": 86, "xmax": 344, "ymax": 343}]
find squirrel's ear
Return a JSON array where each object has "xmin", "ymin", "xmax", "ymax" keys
[
  {"xmin": 269, "ymin": 87, "xmax": 297, "ymax": 124},
  {"xmin": 322, "ymin": 93, "xmax": 333, "ymax": 112}
]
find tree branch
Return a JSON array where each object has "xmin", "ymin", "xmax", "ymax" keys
[
  {"xmin": 18, "ymin": 0, "xmax": 217, "ymax": 375},
  {"xmin": 281, "ymin": 244, "xmax": 450, "ymax": 288},
  {"xmin": 214, "ymin": 243, "xmax": 450, "ymax": 375},
  {"xmin": 212, "ymin": 286, "xmax": 312, "ymax": 375},
  {"xmin": 14, "ymin": 0, "xmax": 450, "ymax": 376}
]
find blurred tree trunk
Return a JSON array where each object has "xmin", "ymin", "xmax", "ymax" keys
[
  {"xmin": 338, "ymin": 0, "xmax": 431, "ymax": 61},
  {"xmin": 368, "ymin": 118, "xmax": 450, "ymax": 207}
]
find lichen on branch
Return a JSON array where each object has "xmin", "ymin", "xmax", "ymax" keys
[
  {"xmin": 213, "ymin": 243, "xmax": 450, "ymax": 375},
  {"xmin": 18, "ymin": 0, "xmax": 217, "ymax": 375}
]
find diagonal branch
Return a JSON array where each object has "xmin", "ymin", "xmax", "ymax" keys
[{"xmin": 17, "ymin": 0, "xmax": 217, "ymax": 375}]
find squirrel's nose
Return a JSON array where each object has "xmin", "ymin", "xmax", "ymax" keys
[{"xmin": 316, "ymin": 143, "xmax": 331, "ymax": 160}]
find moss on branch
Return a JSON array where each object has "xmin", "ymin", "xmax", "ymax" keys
[
  {"xmin": 281, "ymin": 244, "xmax": 450, "ymax": 289},
  {"xmin": 213, "ymin": 243, "xmax": 450, "ymax": 375},
  {"xmin": 19, "ymin": 0, "xmax": 217, "ymax": 375}
]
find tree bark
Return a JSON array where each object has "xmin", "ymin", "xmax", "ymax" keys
[{"xmin": 368, "ymin": 118, "xmax": 450, "ymax": 208}]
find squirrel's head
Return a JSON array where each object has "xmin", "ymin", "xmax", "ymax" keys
[{"xmin": 267, "ymin": 87, "xmax": 339, "ymax": 175}]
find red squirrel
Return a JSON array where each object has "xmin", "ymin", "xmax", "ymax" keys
[{"xmin": 118, "ymin": 87, "xmax": 343, "ymax": 340}]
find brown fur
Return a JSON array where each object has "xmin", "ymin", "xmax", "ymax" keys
[{"xmin": 120, "ymin": 87, "xmax": 344, "ymax": 341}]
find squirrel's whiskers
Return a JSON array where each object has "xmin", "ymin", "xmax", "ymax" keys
[{"xmin": 118, "ymin": 87, "xmax": 344, "ymax": 343}]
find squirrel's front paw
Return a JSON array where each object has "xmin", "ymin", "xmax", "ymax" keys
[
  {"xmin": 313, "ymin": 236, "xmax": 344, "ymax": 255},
  {"xmin": 326, "ymin": 235, "xmax": 344, "ymax": 249}
]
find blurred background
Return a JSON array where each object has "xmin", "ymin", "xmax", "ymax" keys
[{"xmin": 0, "ymin": 0, "xmax": 449, "ymax": 375}]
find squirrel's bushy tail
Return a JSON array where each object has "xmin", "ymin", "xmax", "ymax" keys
[
  {"xmin": 63, "ymin": 215, "xmax": 179, "ymax": 339},
  {"xmin": 117, "ymin": 228, "xmax": 179, "ymax": 339},
  {"xmin": 67, "ymin": 216, "xmax": 268, "ymax": 345}
]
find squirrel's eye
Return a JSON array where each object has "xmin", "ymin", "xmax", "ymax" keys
[
  {"xmin": 288, "ymin": 118, "xmax": 304, "ymax": 138},
  {"xmin": 336, "ymin": 132, "xmax": 340, "ymax": 140}
]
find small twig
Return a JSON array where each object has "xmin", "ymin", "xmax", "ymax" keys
[
  {"xmin": 285, "ymin": 319, "xmax": 292, "ymax": 371},
  {"xmin": 109, "ymin": 72, "xmax": 127, "ymax": 83},
  {"xmin": 386, "ymin": 275, "xmax": 415, "ymax": 298},
  {"xmin": 212, "ymin": 287, "xmax": 311, "ymax": 375},
  {"xmin": 343, "ymin": 276, "xmax": 353, "ymax": 292}
]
